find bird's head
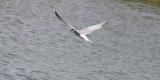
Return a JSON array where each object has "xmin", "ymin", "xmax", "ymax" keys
[{"xmin": 70, "ymin": 29, "xmax": 74, "ymax": 31}]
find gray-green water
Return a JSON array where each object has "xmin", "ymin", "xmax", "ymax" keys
[
  {"xmin": 122, "ymin": 0, "xmax": 160, "ymax": 7},
  {"xmin": 0, "ymin": 0, "xmax": 160, "ymax": 80}
]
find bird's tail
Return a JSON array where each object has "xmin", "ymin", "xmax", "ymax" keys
[
  {"xmin": 81, "ymin": 35, "xmax": 93, "ymax": 43},
  {"xmin": 87, "ymin": 39, "xmax": 93, "ymax": 43}
]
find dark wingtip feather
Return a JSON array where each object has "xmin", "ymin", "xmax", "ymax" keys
[
  {"xmin": 55, "ymin": 11, "xmax": 58, "ymax": 16},
  {"xmin": 55, "ymin": 11, "xmax": 65, "ymax": 22}
]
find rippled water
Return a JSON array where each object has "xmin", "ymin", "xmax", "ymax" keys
[
  {"xmin": 0, "ymin": 0, "xmax": 160, "ymax": 80},
  {"xmin": 122, "ymin": 0, "xmax": 160, "ymax": 7}
]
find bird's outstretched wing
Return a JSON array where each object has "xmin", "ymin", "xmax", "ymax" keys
[
  {"xmin": 55, "ymin": 11, "xmax": 76, "ymax": 30},
  {"xmin": 79, "ymin": 20, "xmax": 108, "ymax": 35}
]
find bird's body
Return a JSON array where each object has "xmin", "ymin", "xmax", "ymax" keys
[{"xmin": 55, "ymin": 11, "xmax": 108, "ymax": 43}]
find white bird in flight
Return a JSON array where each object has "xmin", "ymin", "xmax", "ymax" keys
[{"xmin": 55, "ymin": 11, "xmax": 108, "ymax": 43}]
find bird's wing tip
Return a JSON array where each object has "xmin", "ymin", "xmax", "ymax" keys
[
  {"xmin": 55, "ymin": 11, "xmax": 58, "ymax": 15},
  {"xmin": 55, "ymin": 11, "xmax": 58, "ymax": 13}
]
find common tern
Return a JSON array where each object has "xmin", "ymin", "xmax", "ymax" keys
[{"xmin": 55, "ymin": 11, "xmax": 108, "ymax": 43}]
